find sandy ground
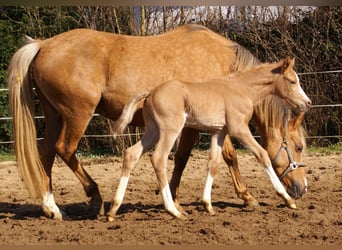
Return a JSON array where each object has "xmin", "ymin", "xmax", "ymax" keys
[{"xmin": 0, "ymin": 150, "xmax": 341, "ymax": 245}]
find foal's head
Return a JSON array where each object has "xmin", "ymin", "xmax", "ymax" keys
[{"xmin": 271, "ymin": 57, "xmax": 311, "ymax": 112}]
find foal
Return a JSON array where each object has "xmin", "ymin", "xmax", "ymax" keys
[{"xmin": 107, "ymin": 57, "xmax": 311, "ymax": 220}]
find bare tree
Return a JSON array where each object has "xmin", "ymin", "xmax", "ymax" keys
[{"xmin": 140, "ymin": 5, "xmax": 146, "ymax": 35}]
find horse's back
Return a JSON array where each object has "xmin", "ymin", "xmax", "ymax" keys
[
  {"xmin": 31, "ymin": 25, "xmax": 247, "ymax": 123},
  {"xmin": 147, "ymin": 79, "xmax": 230, "ymax": 130}
]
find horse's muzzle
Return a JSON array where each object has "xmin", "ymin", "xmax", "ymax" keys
[{"xmin": 287, "ymin": 180, "xmax": 307, "ymax": 199}]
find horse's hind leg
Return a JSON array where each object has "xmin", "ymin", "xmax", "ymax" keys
[
  {"xmin": 169, "ymin": 127, "xmax": 199, "ymax": 211},
  {"xmin": 31, "ymin": 89, "xmax": 73, "ymax": 220},
  {"xmin": 37, "ymin": 96, "xmax": 66, "ymax": 220},
  {"xmin": 201, "ymin": 131, "xmax": 226, "ymax": 215},
  {"xmin": 55, "ymin": 115, "xmax": 104, "ymax": 217},
  {"xmin": 221, "ymin": 134, "xmax": 259, "ymax": 207},
  {"xmin": 151, "ymin": 130, "xmax": 185, "ymax": 219},
  {"xmin": 107, "ymin": 127, "xmax": 158, "ymax": 221}
]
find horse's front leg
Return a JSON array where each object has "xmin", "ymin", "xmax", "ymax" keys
[
  {"xmin": 201, "ymin": 131, "xmax": 226, "ymax": 215},
  {"xmin": 233, "ymin": 127, "xmax": 296, "ymax": 209},
  {"xmin": 221, "ymin": 134, "xmax": 259, "ymax": 207}
]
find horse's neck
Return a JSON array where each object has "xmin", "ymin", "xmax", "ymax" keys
[{"xmin": 235, "ymin": 72, "xmax": 276, "ymax": 105}]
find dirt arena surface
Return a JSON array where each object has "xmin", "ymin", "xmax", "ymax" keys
[{"xmin": 0, "ymin": 150, "xmax": 341, "ymax": 245}]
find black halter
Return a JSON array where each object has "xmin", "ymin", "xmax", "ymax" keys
[{"xmin": 271, "ymin": 117, "xmax": 305, "ymax": 181}]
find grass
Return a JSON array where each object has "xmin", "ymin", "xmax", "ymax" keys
[
  {"xmin": 0, "ymin": 152, "xmax": 15, "ymax": 162},
  {"xmin": 307, "ymin": 142, "xmax": 342, "ymax": 155}
]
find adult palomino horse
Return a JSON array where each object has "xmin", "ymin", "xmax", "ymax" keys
[
  {"xmin": 8, "ymin": 24, "xmax": 308, "ymax": 220},
  {"xmin": 107, "ymin": 57, "xmax": 311, "ymax": 219}
]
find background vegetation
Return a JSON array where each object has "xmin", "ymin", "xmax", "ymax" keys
[{"xmin": 0, "ymin": 6, "xmax": 341, "ymax": 155}]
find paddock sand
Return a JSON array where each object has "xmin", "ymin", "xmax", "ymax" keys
[{"xmin": 0, "ymin": 150, "xmax": 341, "ymax": 245}]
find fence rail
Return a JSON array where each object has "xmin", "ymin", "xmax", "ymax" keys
[
  {"xmin": 1, "ymin": 69, "xmax": 341, "ymax": 145},
  {"xmin": 1, "ymin": 102, "xmax": 341, "ymax": 145}
]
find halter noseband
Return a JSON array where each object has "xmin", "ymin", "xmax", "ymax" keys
[{"xmin": 271, "ymin": 117, "xmax": 305, "ymax": 181}]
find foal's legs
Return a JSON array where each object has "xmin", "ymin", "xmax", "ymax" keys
[
  {"xmin": 169, "ymin": 127, "xmax": 199, "ymax": 211},
  {"xmin": 107, "ymin": 124, "xmax": 159, "ymax": 221},
  {"xmin": 201, "ymin": 131, "xmax": 226, "ymax": 215},
  {"xmin": 232, "ymin": 126, "xmax": 296, "ymax": 208},
  {"xmin": 170, "ymin": 129, "xmax": 258, "ymax": 214},
  {"xmin": 150, "ymin": 130, "xmax": 185, "ymax": 219},
  {"xmin": 221, "ymin": 134, "xmax": 259, "ymax": 207}
]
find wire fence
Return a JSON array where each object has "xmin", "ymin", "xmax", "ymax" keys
[{"xmin": 0, "ymin": 70, "xmax": 341, "ymax": 145}]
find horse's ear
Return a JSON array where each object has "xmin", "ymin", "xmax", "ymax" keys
[
  {"xmin": 272, "ymin": 57, "xmax": 295, "ymax": 74},
  {"xmin": 289, "ymin": 111, "xmax": 305, "ymax": 130},
  {"xmin": 281, "ymin": 56, "xmax": 295, "ymax": 73}
]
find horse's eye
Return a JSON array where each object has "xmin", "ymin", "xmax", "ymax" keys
[
  {"xmin": 285, "ymin": 77, "xmax": 296, "ymax": 84},
  {"xmin": 295, "ymin": 145, "xmax": 303, "ymax": 153}
]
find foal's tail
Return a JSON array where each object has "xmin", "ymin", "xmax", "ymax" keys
[
  {"xmin": 112, "ymin": 93, "xmax": 149, "ymax": 135},
  {"xmin": 8, "ymin": 37, "xmax": 46, "ymax": 199}
]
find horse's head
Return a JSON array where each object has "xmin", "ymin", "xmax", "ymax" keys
[
  {"xmin": 265, "ymin": 111, "xmax": 308, "ymax": 199},
  {"xmin": 272, "ymin": 57, "xmax": 311, "ymax": 112},
  {"xmin": 253, "ymin": 94, "xmax": 308, "ymax": 199}
]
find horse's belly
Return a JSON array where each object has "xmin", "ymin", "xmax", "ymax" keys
[{"xmin": 184, "ymin": 112, "xmax": 225, "ymax": 131}]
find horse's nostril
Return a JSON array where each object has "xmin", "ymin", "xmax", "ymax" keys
[{"xmin": 288, "ymin": 181, "xmax": 307, "ymax": 199}]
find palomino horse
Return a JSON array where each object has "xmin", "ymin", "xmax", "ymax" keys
[
  {"xmin": 8, "ymin": 24, "xmax": 308, "ymax": 220},
  {"xmin": 107, "ymin": 57, "xmax": 311, "ymax": 219}
]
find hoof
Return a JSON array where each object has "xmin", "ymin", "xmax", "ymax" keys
[
  {"xmin": 243, "ymin": 198, "xmax": 259, "ymax": 207},
  {"xmin": 241, "ymin": 206, "xmax": 257, "ymax": 212},
  {"xmin": 178, "ymin": 214, "xmax": 188, "ymax": 220},
  {"xmin": 42, "ymin": 207, "xmax": 66, "ymax": 221},
  {"xmin": 88, "ymin": 196, "xmax": 104, "ymax": 216},
  {"xmin": 174, "ymin": 212, "xmax": 187, "ymax": 220},
  {"xmin": 205, "ymin": 205, "xmax": 216, "ymax": 216},
  {"xmin": 107, "ymin": 215, "xmax": 115, "ymax": 222},
  {"xmin": 288, "ymin": 202, "xmax": 297, "ymax": 209},
  {"xmin": 201, "ymin": 200, "xmax": 216, "ymax": 215},
  {"xmin": 51, "ymin": 212, "xmax": 64, "ymax": 221},
  {"xmin": 166, "ymin": 208, "xmax": 186, "ymax": 220},
  {"xmin": 208, "ymin": 209, "xmax": 216, "ymax": 216},
  {"xmin": 106, "ymin": 209, "xmax": 117, "ymax": 222}
]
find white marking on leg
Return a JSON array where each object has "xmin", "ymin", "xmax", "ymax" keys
[
  {"xmin": 202, "ymin": 172, "xmax": 214, "ymax": 206},
  {"xmin": 304, "ymin": 177, "xmax": 308, "ymax": 192},
  {"xmin": 264, "ymin": 165, "xmax": 292, "ymax": 200},
  {"xmin": 114, "ymin": 176, "xmax": 129, "ymax": 207},
  {"xmin": 42, "ymin": 191, "xmax": 63, "ymax": 220},
  {"xmin": 107, "ymin": 176, "xmax": 130, "ymax": 221},
  {"xmin": 161, "ymin": 185, "xmax": 182, "ymax": 218}
]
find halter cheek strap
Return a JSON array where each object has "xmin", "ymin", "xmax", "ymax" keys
[{"xmin": 271, "ymin": 114, "xmax": 305, "ymax": 181}]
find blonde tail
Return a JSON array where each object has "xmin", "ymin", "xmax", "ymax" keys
[{"xmin": 8, "ymin": 37, "xmax": 46, "ymax": 199}]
